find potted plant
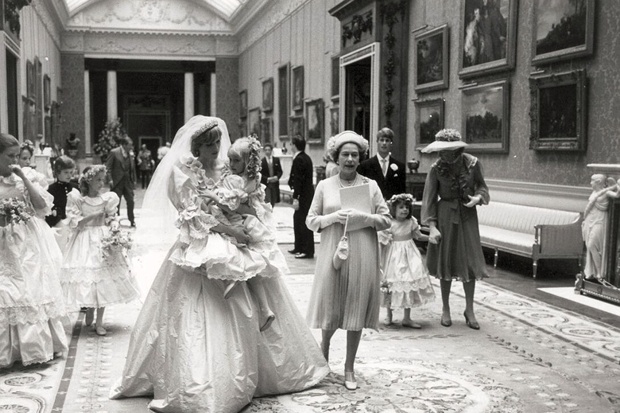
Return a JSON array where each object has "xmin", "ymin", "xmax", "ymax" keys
[{"xmin": 93, "ymin": 118, "xmax": 125, "ymax": 163}]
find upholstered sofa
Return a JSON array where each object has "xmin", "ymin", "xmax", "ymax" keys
[{"xmin": 477, "ymin": 201, "xmax": 583, "ymax": 278}]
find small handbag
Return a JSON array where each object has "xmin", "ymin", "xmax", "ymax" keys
[{"xmin": 332, "ymin": 214, "xmax": 349, "ymax": 270}]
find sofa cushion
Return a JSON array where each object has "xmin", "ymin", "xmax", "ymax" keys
[
  {"xmin": 478, "ymin": 202, "xmax": 580, "ymax": 235},
  {"xmin": 479, "ymin": 225, "xmax": 534, "ymax": 255}
]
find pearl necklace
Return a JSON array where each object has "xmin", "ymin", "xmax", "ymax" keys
[{"xmin": 338, "ymin": 174, "xmax": 357, "ymax": 187}]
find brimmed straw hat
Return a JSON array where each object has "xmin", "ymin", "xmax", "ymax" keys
[
  {"xmin": 333, "ymin": 130, "xmax": 369, "ymax": 153},
  {"xmin": 421, "ymin": 128, "xmax": 468, "ymax": 153}
]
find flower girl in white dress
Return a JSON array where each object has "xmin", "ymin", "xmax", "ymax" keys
[
  {"xmin": 61, "ymin": 165, "xmax": 139, "ymax": 336},
  {"xmin": 379, "ymin": 193, "xmax": 435, "ymax": 328},
  {"xmin": 0, "ymin": 133, "xmax": 67, "ymax": 368}
]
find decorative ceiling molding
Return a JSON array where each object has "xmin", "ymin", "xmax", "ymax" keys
[
  {"xmin": 67, "ymin": 0, "xmax": 234, "ymax": 36},
  {"xmin": 62, "ymin": 31, "xmax": 238, "ymax": 59},
  {"xmin": 236, "ymin": 0, "xmax": 311, "ymax": 52}
]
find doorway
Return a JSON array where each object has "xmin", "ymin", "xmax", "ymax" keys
[{"xmin": 339, "ymin": 42, "xmax": 381, "ymax": 156}]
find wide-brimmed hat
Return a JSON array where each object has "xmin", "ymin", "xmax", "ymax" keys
[
  {"xmin": 333, "ymin": 130, "xmax": 369, "ymax": 153},
  {"xmin": 421, "ymin": 128, "xmax": 468, "ymax": 153}
]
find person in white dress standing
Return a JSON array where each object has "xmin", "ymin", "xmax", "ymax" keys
[
  {"xmin": 379, "ymin": 193, "xmax": 435, "ymax": 328},
  {"xmin": 0, "ymin": 133, "xmax": 68, "ymax": 368},
  {"xmin": 60, "ymin": 165, "xmax": 139, "ymax": 336},
  {"xmin": 110, "ymin": 115, "xmax": 328, "ymax": 413}
]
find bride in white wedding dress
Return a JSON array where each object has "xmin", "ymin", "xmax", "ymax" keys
[{"xmin": 109, "ymin": 115, "xmax": 329, "ymax": 413}]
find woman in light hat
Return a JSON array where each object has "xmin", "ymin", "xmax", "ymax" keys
[
  {"xmin": 420, "ymin": 128, "xmax": 489, "ymax": 329},
  {"xmin": 306, "ymin": 130, "xmax": 391, "ymax": 391}
]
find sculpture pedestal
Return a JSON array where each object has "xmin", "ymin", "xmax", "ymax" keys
[{"xmin": 575, "ymin": 164, "xmax": 620, "ymax": 305}]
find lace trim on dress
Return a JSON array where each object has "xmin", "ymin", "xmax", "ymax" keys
[
  {"xmin": 61, "ymin": 264, "xmax": 131, "ymax": 283},
  {"xmin": 0, "ymin": 301, "xmax": 66, "ymax": 325},
  {"xmin": 176, "ymin": 211, "xmax": 220, "ymax": 243}
]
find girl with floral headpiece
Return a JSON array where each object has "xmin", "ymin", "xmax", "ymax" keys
[
  {"xmin": 378, "ymin": 193, "xmax": 435, "ymax": 328},
  {"xmin": 204, "ymin": 136, "xmax": 289, "ymax": 331},
  {"xmin": 60, "ymin": 165, "xmax": 139, "ymax": 336}
]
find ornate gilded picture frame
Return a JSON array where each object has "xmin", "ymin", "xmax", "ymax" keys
[
  {"xmin": 292, "ymin": 66, "xmax": 304, "ymax": 111},
  {"xmin": 248, "ymin": 107, "xmax": 261, "ymax": 138},
  {"xmin": 305, "ymin": 98, "xmax": 324, "ymax": 145},
  {"xmin": 529, "ymin": 69, "xmax": 587, "ymax": 152},
  {"xmin": 459, "ymin": 0, "xmax": 518, "ymax": 79},
  {"xmin": 239, "ymin": 90, "xmax": 248, "ymax": 118},
  {"xmin": 461, "ymin": 79, "xmax": 510, "ymax": 153},
  {"xmin": 532, "ymin": 0, "xmax": 595, "ymax": 66},
  {"xmin": 289, "ymin": 115, "xmax": 304, "ymax": 139},
  {"xmin": 415, "ymin": 98, "xmax": 445, "ymax": 150},
  {"xmin": 414, "ymin": 25, "xmax": 450, "ymax": 93},
  {"xmin": 262, "ymin": 78, "xmax": 274, "ymax": 112}
]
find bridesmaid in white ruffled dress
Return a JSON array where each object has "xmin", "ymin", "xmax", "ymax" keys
[
  {"xmin": 0, "ymin": 133, "xmax": 68, "ymax": 368},
  {"xmin": 110, "ymin": 116, "xmax": 328, "ymax": 413},
  {"xmin": 60, "ymin": 165, "xmax": 140, "ymax": 336}
]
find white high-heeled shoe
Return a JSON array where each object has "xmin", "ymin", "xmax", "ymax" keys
[{"xmin": 344, "ymin": 371, "xmax": 357, "ymax": 391}]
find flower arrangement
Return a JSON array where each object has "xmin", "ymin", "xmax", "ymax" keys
[
  {"xmin": 100, "ymin": 228, "xmax": 132, "ymax": 259},
  {"xmin": 0, "ymin": 197, "xmax": 32, "ymax": 227},
  {"xmin": 93, "ymin": 118, "xmax": 126, "ymax": 161},
  {"xmin": 435, "ymin": 128, "xmax": 462, "ymax": 142}
]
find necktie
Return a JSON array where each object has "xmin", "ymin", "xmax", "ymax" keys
[{"xmin": 381, "ymin": 158, "xmax": 388, "ymax": 177}]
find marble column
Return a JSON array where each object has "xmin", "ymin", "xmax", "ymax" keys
[
  {"xmin": 84, "ymin": 70, "xmax": 91, "ymax": 153},
  {"xmin": 184, "ymin": 72, "xmax": 194, "ymax": 122},
  {"xmin": 0, "ymin": 50, "xmax": 8, "ymax": 133},
  {"xmin": 210, "ymin": 72, "xmax": 216, "ymax": 116},
  {"xmin": 107, "ymin": 70, "xmax": 117, "ymax": 121}
]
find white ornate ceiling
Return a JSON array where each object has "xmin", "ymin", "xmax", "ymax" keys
[{"xmin": 62, "ymin": 0, "xmax": 249, "ymax": 21}]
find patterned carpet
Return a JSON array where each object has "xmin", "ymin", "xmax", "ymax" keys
[{"xmin": 1, "ymin": 203, "xmax": 620, "ymax": 412}]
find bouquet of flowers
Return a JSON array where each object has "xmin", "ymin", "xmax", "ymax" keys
[
  {"xmin": 380, "ymin": 280, "xmax": 391, "ymax": 308},
  {"xmin": 0, "ymin": 197, "xmax": 32, "ymax": 227},
  {"xmin": 100, "ymin": 227, "xmax": 132, "ymax": 259}
]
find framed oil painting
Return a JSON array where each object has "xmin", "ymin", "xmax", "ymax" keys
[
  {"xmin": 278, "ymin": 64, "xmax": 289, "ymax": 139},
  {"xmin": 43, "ymin": 75, "xmax": 51, "ymax": 111},
  {"xmin": 260, "ymin": 117, "xmax": 272, "ymax": 144},
  {"xmin": 289, "ymin": 115, "xmax": 304, "ymax": 139},
  {"xmin": 305, "ymin": 98, "xmax": 324, "ymax": 145},
  {"xmin": 26, "ymin": 60, "xmax": 35, "ymax": 100},
  {"xmin": 330, "ymin": 106, "xmax": 340, "ymax": 136},
  {"xmin": 415, "ymin": 98, "xmax": 445, "ymax": 150},
  {"xmin": 262, "ymin": 78, "xmax": 274, "ymax": 112},
  {"xmin": 532, "ymin": 0, "xmax": 595, "ymax": 66},
  {"xmin": 461, "ymin": 79, "xmax": 510, "ymax": 153},
  {"xmin": 292, "ymin": 66, "xmax": 304, "ymax": 111},
  {"xmin": 459, "ymin": 0, "xmax": 518, "ymax": 79},
  {"xmin": 238, "ymin": 119, "xmax": 247, "ymax": 139},
  {"xmin": 529, "ymin": 69, "xmax": 587, "ymax": 152},
  {"xmin": 239, "ymin": 90, "xmax": 248, "ymax": 118},
  {"xmin": 248, "ymin": 107, "xmax": 261, "ymax": 138},
  {"xmin": 414, "ymin": 25, "xmax": 449, "ymax": 93}
]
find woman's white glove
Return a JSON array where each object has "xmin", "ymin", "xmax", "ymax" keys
[
  {"xmin": 322, "ymin": 211, "xmax": 346, "ymax": 228},
  {"xmin": 463, "ymin": 194, "xmax": 481, "ymax": 208},
  {"xmin": 428, "ymin": 226, "xmax": 441, "ymax": 244}
]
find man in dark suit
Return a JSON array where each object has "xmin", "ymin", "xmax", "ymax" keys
[
  {"xmin": 260, "ymin": 143, "xmax": 283, "ymax": 207},
  {"xmin": 287, "ymin": 135, "xmax": 314, "ymax": 259},
  {"xmin": 106, "ymin": 136, "xmax": 137, "ymax": 227},
  {"xmin": 358, "ymin": 127, "xmax": 406, "ymax": 200}
]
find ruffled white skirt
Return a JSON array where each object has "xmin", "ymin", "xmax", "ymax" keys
[
  {"xmin": 61, "ymin": 225, "xmax": 139, "ymax": 308},
  {"xmin": 0, "ymin": 218, "xmax": 68, "ymax": 367}
]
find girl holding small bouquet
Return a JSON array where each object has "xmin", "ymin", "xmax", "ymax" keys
[
  {"xmin": 206, "ymin": 136, "xmax": 289, "ymax": 331},
  {"xmin": 379, "ymin": 193, "xmax": 435, "ymax": 328},
  {"xmin": 61, "ymin": 165, "xmax": 139, "ymax": 336},
  {"xmin": 0, "ymin": 133, "xmax": 68, "ymax": 368}
]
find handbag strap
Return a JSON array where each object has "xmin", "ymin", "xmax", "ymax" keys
[{"xmin": 343, "ymin": 213, "xmax": 349, "ymax": 234}]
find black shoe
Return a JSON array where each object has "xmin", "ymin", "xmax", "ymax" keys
[
  {"xmin": 130, "ymin": 222, "xmax": 136, "ymax": 228},
  {"xmin": 295, "ymin": 253, "xmax": 313, "ymax": 259},
  {"xmin": 288, "ymin": 249, "xmax": 299, "ymax": 255}
]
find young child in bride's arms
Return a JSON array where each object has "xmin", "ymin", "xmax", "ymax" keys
[
  {"xmin": 199, "ymin": 136, "xmax": 289, "ymax": 331},
  {"xmin": 379, "ymin": 193, "xmax": 435, "ymax": 328},
  {"xmin": 60, "ymin": 165, "xmax": 139, "ymax": 336}
]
